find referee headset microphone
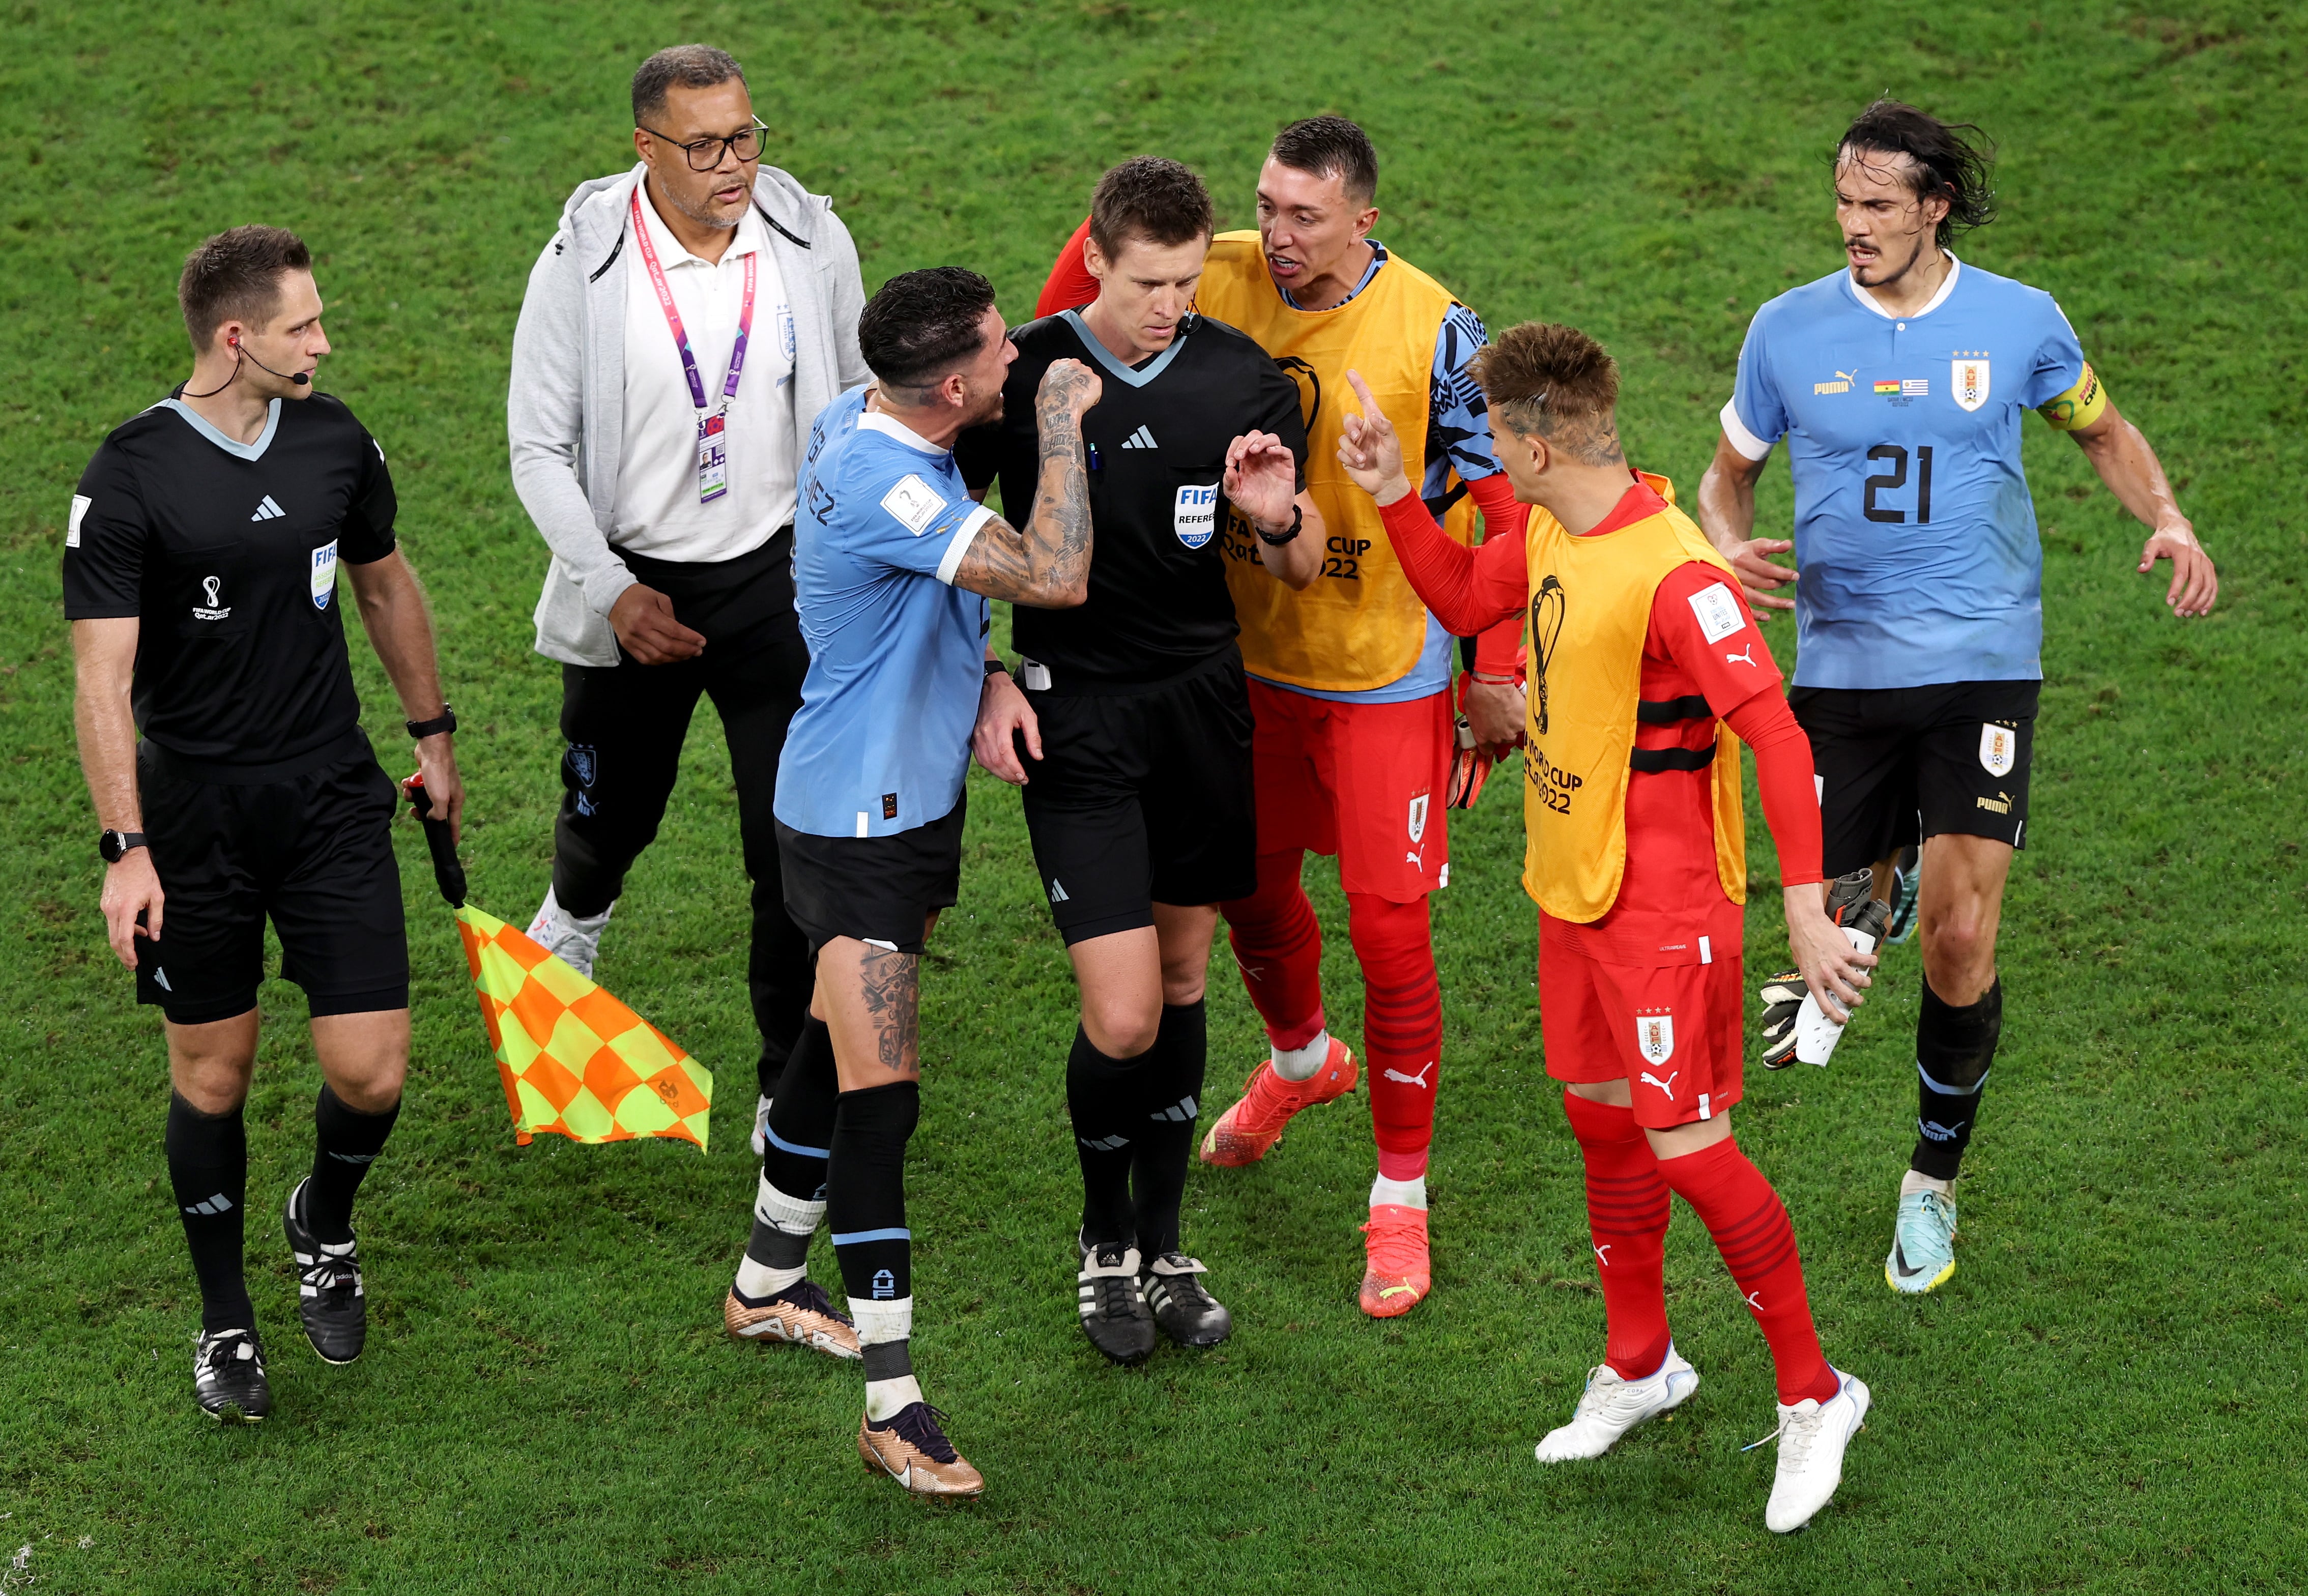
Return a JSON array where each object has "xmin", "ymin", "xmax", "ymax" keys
[{"xmin": 178, "ymin": 333, "xmax": 311, "ymax": 399}]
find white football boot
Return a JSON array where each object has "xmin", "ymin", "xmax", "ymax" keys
[
  {"xmin": 525, "ymin": 888, "xmax": 614, "ymax": 978},
  {"xmin": 1762, "ymin": 1369, "xmax": 1872, "ymax": 1533},
  {"xmin": 1535, "ymin": 1346, "xmax": 1700, "ymax": 1462}
]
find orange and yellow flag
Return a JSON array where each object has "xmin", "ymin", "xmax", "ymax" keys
[{"xmin": 451, "ymin": 904, "xmax": 713, "ymax": 1152}]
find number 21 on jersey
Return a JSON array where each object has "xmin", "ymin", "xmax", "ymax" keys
[{"xmin": 1863, "ymin": 443, "xmax": 1934, "ymax": 525}]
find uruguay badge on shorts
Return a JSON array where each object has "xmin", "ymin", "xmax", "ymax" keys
[
  {"xmin": 1635, "ymin": 1009, "xmax": 1675, "ymax": 1066},
  {"xmin": 1952, "ymin": 356, "xmax": 1990, "ymax": 413},
  {"xmin": 309, "ymin": 540, "xmax": 338, "ymax": 610},
  {"xmin": 1174, "ymin": 482, "xmax": 1219, "ymax": 549},
  {"xmin": 1980, "ymin": 722, "xmax": 2017, "ymax": 777}
]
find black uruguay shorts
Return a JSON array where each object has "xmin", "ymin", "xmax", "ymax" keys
[
  {"xmin": 776, "ymin": 796, "xmax": 966, "ymax": 956},
  {"xmin": 1018, "ymin": 652, "xmax": 1257, "ymax": 946},
  {"xmin": 134, "ymin": 741, "xmax": 410, "ymax": 1026},
  {"xmin": 1789, "ymin": 679, "xmax": 2040, "ymax": 878}
]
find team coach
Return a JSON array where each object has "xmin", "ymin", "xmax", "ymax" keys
[
  {"xmin": 508, "ymin": 45, "xmax": 869, "ymax": 1156},
  {"xmin": 66, "ymin": 225, "xmax": 466, "ymax": 1422}
]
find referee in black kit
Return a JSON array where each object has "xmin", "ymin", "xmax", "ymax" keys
[{"xmin": 66, "ymin": 226, "xmax": 465, "ymax": 1423}]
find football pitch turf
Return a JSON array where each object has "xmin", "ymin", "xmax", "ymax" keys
[{"xmin": 3, "ymin": 1, "xmax": 2304, "ymax": 1590}]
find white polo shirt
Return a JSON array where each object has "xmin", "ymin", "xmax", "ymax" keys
[{"xmin": 614, "ymin": 180, "xmax": 797, "ymax": 562}]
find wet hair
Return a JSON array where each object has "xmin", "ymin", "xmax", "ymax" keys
[
  {"xmin": 1268, "ymin": 114, "xmax": 1378, "ymax": 206},
  {"xmin": 632, "ymin": 45, "xmax": 746, "ymax": 126},
  {"xmin": 177, "ymin": 225, "xmax": 312, "ymax": 352},
  {"xmin": 1836, "ymin": 98, "xmax": 1998, "ymax": 246},
  {"xmin": 859, "ymin": 267, "xmax": 999, "ymax": 390},
  {"xmin": 1467, "ymin": 322, "xmax": 1624, "ymax": 467},
  {"xmin": 1088, "ymin": 156, "xmax": 1215, "ymax": 258}
]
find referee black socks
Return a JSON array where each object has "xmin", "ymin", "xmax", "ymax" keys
[
  {"xmin": 1066, "ymin": 1027, "xmax": 1142, "ymax": 1248},
  {"xmin": 307, "ymin": 1084, "xmax": 399, "ymax": 1245},
  {"xmin": 1132, "ymin": 1000, "xmax": 1208, "ymax": 1258},
  {"xmin": 1912, "ymin": 977, "xmax": 2003, "ymax": 1181},
  {"xmin": 165, "ymin": 1092, "xmax": 253, "ymax": 1333}
]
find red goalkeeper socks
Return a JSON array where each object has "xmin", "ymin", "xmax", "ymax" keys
[
  {"xmin": 1657, "ymin": 1137, "xmax": 1839, "ymax": 1405},
  {"xmin": 1563, "ymin": 1092, "xmax": 1672, "ymax": 1380}
]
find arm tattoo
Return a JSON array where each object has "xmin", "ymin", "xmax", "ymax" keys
[
  {"xmin": 857, "ymin": 946, "xmax": 921, "ymax": 1076},
  {"xmin": 951, "ymin": 376, "xmax": 1094, "ymax": 606}
]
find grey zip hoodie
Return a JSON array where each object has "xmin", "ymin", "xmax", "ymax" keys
[{"xmin": 507, "ymin": 162, "xmax": 869, "ymax": 666}]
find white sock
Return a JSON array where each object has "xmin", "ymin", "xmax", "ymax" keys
[
  {"xmin": 1370, "ymin": 1174, "xmax": 1428, "ymax": 1210},
  {"xmin": 1272, "ymin": 1029, "xmax": 1332, "ymax": 1083},
  {"xmin": 865, "ymin": 1375, "xmax": 924, "ymax": 1421},
  {"xmin": 1901, "ymin": 1169, "xmax": 1953, "ymax": 1199},
  {"xmin": 752, "ymin": 1173, "xmax": 825, "ymax": 1234},
  {"xmin": 849, "ymin": 1295, "xmax": 913, "ymax": 1349},
  {"xmin": 734, "ymin": 1258, "xmax": 807, "ymax": 1300},
  {"xmin": 537, "ymin": 886, "xmax": 614, "ymax": 933}
]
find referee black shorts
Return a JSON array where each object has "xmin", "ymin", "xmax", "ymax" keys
[
  {"xmin": 134, "ymin": 741, "xmax": 410, "ymax": 1026},
  {"xmin": 1018, "ymin": 652, "xmax": 1256, "ymax": 946},
  {"xmin": 776, "ymin": 797, "xmax": 966, "ymax": 956},
  {"xmin": 1790, "ymin": 679, "xmax": 2039, "ymax": 879}
]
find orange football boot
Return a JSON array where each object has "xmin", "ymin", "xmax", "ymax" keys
[
  {"xmin": 1359, "ymin": 1203, "xmax": 1432, "ymax": 1318},
  {"xmin": 1197, "ymin": 1039, "xmax": 1359, "ymax": 1167},
  {"xmin": 723, "ymin": 1282, "xmax": 861, "ymax": 1360},
  {"xmin": 858, "ymin": 1403, "xmax": 985, "ymax": 1497}
]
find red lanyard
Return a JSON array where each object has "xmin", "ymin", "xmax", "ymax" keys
[{"xmin": 630, "ymin": 184, "xmax": 757, "ymax": 414}]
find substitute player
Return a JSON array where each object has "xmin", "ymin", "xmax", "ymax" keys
[
  {"xmin": 959, "ymin": 158, "xmax": 1321, "ymax": 1363},
  {"xmin": 778, "ymin": 267, "xmax": 1099, "ymax": 1494},
  {"xmin": 1697, "ymin": 100, "xmax": 2218, "ymax": 1294},
  {"xmin": 1340, "ymin": 323, "xmax": 1877, "ymax": 1533},
  {"xmin": 1040, "ymin": 116, "xmax": 1528, "ymax": 1317},
  {"xmin": 66, "ymin": 226, "xmax": 466, "ymax": 1421}
]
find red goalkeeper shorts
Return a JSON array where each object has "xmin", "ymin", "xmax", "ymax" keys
[
  {"xmin": 1538, "ymin": 927, "xmax": 1746, "ymax": 1130},
  {"xmin": 1246, "ymin": 680, "xmax": 1453, "ymax": 903}
]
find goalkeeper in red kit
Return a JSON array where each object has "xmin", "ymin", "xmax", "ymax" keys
[{"xmin": 1336, "ymin": 323, "xmax": 1878, "ymax": 1533}]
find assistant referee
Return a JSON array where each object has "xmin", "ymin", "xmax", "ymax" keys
[{"xmin": 66, "ymin": 225, "xmax": 466, "ymax": 1423}]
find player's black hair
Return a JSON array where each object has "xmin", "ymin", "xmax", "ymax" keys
[
  {"xmin": 1836, "ymin": 99, "xmax": 1998, "ymax": 246},
  {"xmin": 632, "ymin": 44, "xmax": 747, "ymax": 126},
  {"xmin": 859, "ymin": 267, "xmax": 999, "ymax": 391},
  {"xmin": 178, "ymin": 225, "xmax": 312, "ymax": 352},
  {"xmin": 1088, "ymin": 156, "xmax": 1214, "ymax": 258},
  {"xmin": 1268, "ymin": 115, "xmax": 1378, "ymax": 205}
]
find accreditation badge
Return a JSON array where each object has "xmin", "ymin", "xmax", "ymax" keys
[{"xmin": 697, "ymin": 411, "xmax": 729, "ymax": 503}]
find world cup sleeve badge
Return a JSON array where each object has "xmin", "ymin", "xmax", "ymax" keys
[
  {"xmin": 309, "ymin": 540, "xmax": 339, "ymax": 610},
  {"xmin": 1979, "ymin": 722, "xmax": 2016, "ymax": 777},
  {"xmin": 1952, "ymin": 356, "xmax": 1990, "ymax": 413}
]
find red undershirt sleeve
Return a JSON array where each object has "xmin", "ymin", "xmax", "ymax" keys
[
  {"xmin": 1648, "ymin": 563, "xmax": 1824, "ymax": 890},
  {"xmin": 1034, "ymin": 218, "xmax": 1099, "ymax": 319},
  {"xmin": 1466, "ymin": 475, "xmax": 1529, "ymax": 677},
  {"xmin": 1376, "ymin": 494, "xmax": 1526, "ymax": 637}
]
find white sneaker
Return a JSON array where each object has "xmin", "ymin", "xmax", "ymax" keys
[
  {"xmin": 1763, "ymin": 1369, "xmax": 1871, "ymax": 1533},
  {"xmin": 750, "ymin": 1094, "xmax": 774, "ymax": 1159},
  {"xmin": 1535, "ymin": 1346, "xmax": 1700, "ymax": 1462},
  {"xmin": 525, "ymin": 888, "xmax": 613, "ymax": 978}
]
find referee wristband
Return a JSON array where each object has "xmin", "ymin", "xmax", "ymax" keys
[{"xmin": 407, "ymin": 703, "xmax": 457, "ymax": 740}]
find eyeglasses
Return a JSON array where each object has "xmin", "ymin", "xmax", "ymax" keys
[{"xmin": 638, "ymin": 119, "xmax": 768, "ymax": 171}]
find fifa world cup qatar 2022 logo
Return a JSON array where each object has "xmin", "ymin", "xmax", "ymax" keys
[{"xmin": 1529, "ymin": 575, "xmax": 1565, "ymax": 736}]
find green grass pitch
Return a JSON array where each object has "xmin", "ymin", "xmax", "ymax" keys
[{"xmin": 2, "ymin": 1, "xmax": 2304, "ymax": 1590}]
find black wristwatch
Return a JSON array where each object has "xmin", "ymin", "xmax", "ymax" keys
[
  {"xmin": 407, "ymin": 703, "xmax": 457, "ymax": 740},
  {"xmin": 99, "ymin": 829, "xmax": 147, "ymax": 864},
  {"xmin": 1256, "ymin": 504, "xmax": 1304, "ymax": 547},
  {"xmin": 982, "ymin": 655, "xmax": 1009, "ymax": 679}
]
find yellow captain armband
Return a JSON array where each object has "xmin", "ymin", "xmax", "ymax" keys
[{"xmin": 2037, "ymin": 361, "xmax": 2110, "ymax": 431}]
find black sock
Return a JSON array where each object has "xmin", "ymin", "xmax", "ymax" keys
[
  {"xmin": 1067, "ymin": 1026, "xmax": 1145, "ymax": 1249},
  {"xmin": 1131, "ymin": 1000, "xmax": 1207, "ymax": 1258},
  {"xmin": 826, "ymin": 1080, "xmax": 919, "ymax": 1307},
  {"xmin": 1912, "ymin": 977, "xmax": 2002, "ymax": 1181},
  {"xmin": 761, "ymin": 1017, "xmax": 838, "ymax": 1203},
  {"xmin": 306, "ymin": 1085, "xmax": 400, "ymax": 1244},
  {"xmin": 166, "ymin": 1093, "xmax": 253, "ymax": 1333}
]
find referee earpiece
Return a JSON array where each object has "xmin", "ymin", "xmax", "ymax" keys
[{"xmin": 230, "ymin": 333, "xmax": 311, "ymax": 387}]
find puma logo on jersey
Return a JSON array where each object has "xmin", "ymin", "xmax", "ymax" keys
[
  {"xmin": 249, "ymin": 495, "xmax": 286, "ymax": 521},
  {"xmin": 1120, "ymin": 425, "xmax": 1159, "ymax": 449},
  {"xmin": 1725, "ymin": 644, "xmax": 1756, "ymax": 666},
  {"xmin": 1380, "ymin": 1060, "xmax": 1435, "ymax": 1089},
  {"xmin": 1639, "ymin": 1069, "xmax": 1680, "ymax": 1101}
]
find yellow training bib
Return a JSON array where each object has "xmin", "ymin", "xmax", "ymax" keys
[
  {"xmin": 1194, "ymin": 233, "xmax": 1480, "ymax": 691},
  {"xmin": 1521, "ymin": 475, "xmax": 1748, "ymax": 922}
]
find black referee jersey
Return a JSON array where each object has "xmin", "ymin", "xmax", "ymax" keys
[
  {"xmin": 957, "ymin": 310, "xmax": 1306, "ymax": 691},
  {"xmin": 63, "ymin": 393, "xmax": 398, "ymax": 780}
]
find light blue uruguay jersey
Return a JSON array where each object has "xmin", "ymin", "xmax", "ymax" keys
[
  {"xmin": 1723, "ymin": 257, "xmax": 2087, "ymax": 689},
  {"xmin": 775, "ymin": 386, "xmax": 994, "ymax": 838}
]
